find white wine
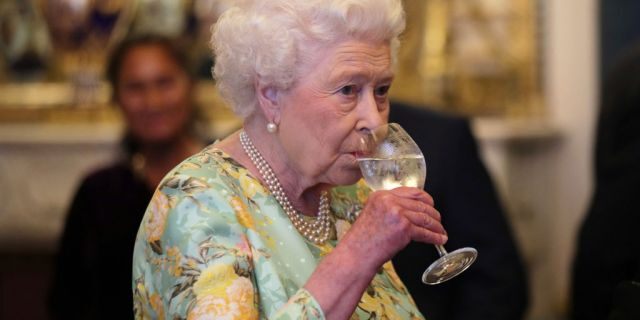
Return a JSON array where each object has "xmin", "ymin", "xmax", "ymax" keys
[
  {"xmin": 358, "ymin": 123, "xmax": 476, "ymax": 285},
  {"xmin": 357, "ymin": 155, "xmax": 426, "ymax": 191}
]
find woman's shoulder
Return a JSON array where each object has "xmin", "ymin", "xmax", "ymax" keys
[
  {"xmin": 135, "ymin": 146, "xmax": 261, "ymax": 255},
  {"xmin": 177, "ymin": 144, "xmax": 244, "ymax": 173},
  {"xmin": 140, "ymin": 146, "xmax": 255, "ymax": 231},
  {"xmin": 78, "ymin": 161, "xmax": 134, "ymax": 186},
  {"xmin": 149, "ymin": 145, "xmax": 269, "ymax": 224},
  {"xmin": 70, "ymin": 161, "xmax": 145, "ymax": 203},
  {"xmin": 157, "ymin": 145, "xmax": 247, "ymax": 192}
]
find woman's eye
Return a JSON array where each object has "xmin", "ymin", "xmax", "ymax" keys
[
  {"xmin": 157, "ymin": 76, "xmax": 175, "ymax": 89},
  {"xmin": 339, "ymin": 85, "xmax": 356, "ymax": 96},
  {"xmin": 375, "ymin": 85, "xmax": 390, "ymax": 97}
]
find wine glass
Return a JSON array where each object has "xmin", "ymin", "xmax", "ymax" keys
[{"xmin": 357, "ymin": 123, "xmax": 478, "ymax": 285}]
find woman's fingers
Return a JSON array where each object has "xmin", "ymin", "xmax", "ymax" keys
[
  {"xmin": 389, "ymin": 186, "xmax": 434, "ymax": 207},
  {"xmin": 401, "ymin": 197, "xmax": 441, "ymax": 222},
  {"xmin": 403, "ymin": 203, "xmax": 447, "ymax": 245},
  {"xmin": 404, "ymin": 208, "xmax": 445, "ymax": 235},
  {"xmin": 367, "ymin": 187, "xmax": 447, "ymax": 244},
  {"xmin": 346, "ymin": 188, "xmax": 448, "ymax": 266},
  {"xmin": 411, "ymin": 225, "xmax": 448, "ymax": 245}
]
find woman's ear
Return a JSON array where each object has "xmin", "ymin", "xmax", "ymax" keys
[{"xmin": 255, "ymin": 81, "xmax": 281, "ymax": 124}]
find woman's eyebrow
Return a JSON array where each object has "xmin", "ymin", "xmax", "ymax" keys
[{"xmin": 328, "ymin": 69, "xmax": 394, "ymax": 84}]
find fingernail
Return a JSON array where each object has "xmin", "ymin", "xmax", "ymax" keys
[{"xmin": 442, "ymin": 234, "xmax": 448, "ymax": 244}]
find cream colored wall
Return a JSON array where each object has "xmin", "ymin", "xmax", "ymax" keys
[
  {"xmin": 0, "ymin": 124, "xmax": 120, "ymax": 252},
  {"xmin": 545, "ymin": 0, "xmax": 598, "ymax": 316},
  {"xmin": 0, "ymin": 119, "xmax": 239, "ymax": 252},
  {"xmin": 474, "ymin": 0, "xmax": 598, "ymax": 319}
]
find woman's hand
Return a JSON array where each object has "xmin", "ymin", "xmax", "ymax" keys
[
  {"xmin": 340, "ymin": 187, "xmax": 447, "ymax": 271},
  {"xmin": 304, "ymin": 186, "xmax": 447, "ymax": 319}
]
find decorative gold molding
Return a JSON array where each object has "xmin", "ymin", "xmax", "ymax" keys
[
  {"xmin": 1, "ymin": 0, "xmax": 543, "ymax": 122},
  {"xmin": 0, "ymin": 81, "xmax": 239, "ymax": 126},
  {"xmin": 392, "ymin": 0, "xmax": 543, "ymax": 118}
]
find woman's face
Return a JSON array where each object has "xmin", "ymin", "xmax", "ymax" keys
[
  {"xmin": 116, "ymin": 45, "xmax": 193, "ymax": 146},
  {"xmin": 276, "ymin": 39, "xmax": 393, "ymax": 186}
]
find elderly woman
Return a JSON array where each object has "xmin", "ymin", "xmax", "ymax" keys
[{"xmin": 132, "ymin": 0, "xmax": 447, "ymax": 319}]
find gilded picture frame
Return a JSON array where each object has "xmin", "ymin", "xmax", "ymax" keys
[
  {"xmin": 392, "ymin": 0, "xmax": 544, "ymax": 117},
  {"xmin": 0, "ymin": 0, "xmax": 543, "ymax": 123}
]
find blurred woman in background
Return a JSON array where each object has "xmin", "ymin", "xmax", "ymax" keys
[
  {"xmin": 50, "ymin": 35, "xmax": 207, "ymax": 319},
  {"xmin": 132, "ymin": 0, "xmax": 448, "ymax": 318}
]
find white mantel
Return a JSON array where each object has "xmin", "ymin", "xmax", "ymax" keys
[{"xmin": 0, "ymin": 118, "xmax": 241, "ymax": 253}]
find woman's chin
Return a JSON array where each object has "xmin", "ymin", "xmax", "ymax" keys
[
  {"xmin": 335, "ymin": 167, "xmax": 363, "ymax": 187},
  {"xmin": 135, "ymin": 134, "xmax": 178, "ymax": 147}
]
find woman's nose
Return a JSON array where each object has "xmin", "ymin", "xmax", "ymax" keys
[
  {"xmin": 356, "ymin": 92, "xmax": 386, "ymax": 131},
  {"xmin": 143, "ymin": 87, "xmax": 164, "ymax": 110}
]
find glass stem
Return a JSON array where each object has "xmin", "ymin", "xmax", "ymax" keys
[{"xmin": 435, "ymin": 244, "xmax": 448, "ymax": 257}]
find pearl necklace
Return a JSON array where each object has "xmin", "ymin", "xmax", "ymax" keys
[{"xmin": 240, "ymin": 131, "xmax": 332, "ymax": 244}]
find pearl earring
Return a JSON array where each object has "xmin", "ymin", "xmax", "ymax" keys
[{"xmin": 267, "ymin": 122, "xmax": 278, "ymax": 133}]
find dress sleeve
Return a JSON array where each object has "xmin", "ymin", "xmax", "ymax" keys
[
  {"xmin": 132, "ymin": 172, "xmax": 326, "ymax": 319},
  {"xmin": 271, "ymin": 289, "xmax": 325, "ymax": 319}
]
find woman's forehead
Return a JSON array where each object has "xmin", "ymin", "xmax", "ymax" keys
[{"xmin": 302, "ymin": 40, "xmax": 392, "ymax": 79}]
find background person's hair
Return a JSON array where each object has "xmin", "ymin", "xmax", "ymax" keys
[{"xmin": 211, "ymin": 0, "xmax": 405, "ymax": 118}]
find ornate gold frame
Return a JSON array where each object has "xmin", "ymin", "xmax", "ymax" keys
[
  {"xmin": 0, "ymin": 0, "xmax": 543, "ymax": 122},
  {"xmin": 391, "ymin": 0, "xmax": 543, "ymax": 117},
  {"xmin": 0, "ymin": 81, "xmax": 238, "ymax": 127}
]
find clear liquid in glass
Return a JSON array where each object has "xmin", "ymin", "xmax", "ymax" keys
[
  {"xmin": 358, "ymin": 155, "xmax": 426, "ymax": 191},
  {"xmin": 357, "ymin": 123, "xmax": 477, "ymax": 285}
]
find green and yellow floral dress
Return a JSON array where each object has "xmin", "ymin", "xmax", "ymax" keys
[{"xmin": 132, "ymin": 145, "xmax": 425, "ymax": 319}]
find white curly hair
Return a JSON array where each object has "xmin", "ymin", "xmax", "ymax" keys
[{"xmin": 211, "ymin": 0, "xmax": 405, "ymax": 118}]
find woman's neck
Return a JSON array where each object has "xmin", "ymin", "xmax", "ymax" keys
[
  {"xmin": 136, "ymin": 134, "xmax": 204, "ymax": 189},
  {"xmin": 221, "ymin": 126, "xmax": 326, "ymax": 217}
]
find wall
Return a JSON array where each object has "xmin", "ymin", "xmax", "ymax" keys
[
  {"xmin": 0, "ymin": 124, "xmax": 119, "ymax": 319},
  {"xmin": 545, "ymin": 0, "xmax": 598, "ymax": 316},
  {"xmin": 474, "ymin": 0, "xmax": 598, "ymax": 319}
]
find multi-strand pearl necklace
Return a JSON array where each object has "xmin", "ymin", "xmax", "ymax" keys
[{"xmin": 240, "ymin": 131, "xmax": 332, "ymax": 244}]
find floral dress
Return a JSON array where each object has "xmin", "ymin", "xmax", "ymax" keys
[{"xmin": 132, "ymin": 145, "xmax": 425, "ymax": 319}]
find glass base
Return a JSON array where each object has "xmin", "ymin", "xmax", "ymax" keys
[{"xmin": 421, "ymin": 247, "xmax": 477, "ymax": 285}]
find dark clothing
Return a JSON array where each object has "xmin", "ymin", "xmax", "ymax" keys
[
  {"xmin": 607, "ymin": 272, "xmax": 640, "ymax": 320},
  {"xmin": 390, "ymin": 103, "xmax": 529, "ymax": 320},
  {"xmin": 50, "ymin": 162, "xmax": 152, "ymax": 320},
  {"xmin": 572, "ymin": 177, "xmax": 640, "ymax": 320},
  {"xmin": 571, "ymin": 45, "xmax": 640, "ymax": 320}
]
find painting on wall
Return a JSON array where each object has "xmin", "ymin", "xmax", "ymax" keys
[
  {"xmin": 0, "ymin": 0, "xmax": 543, "ymax": 121},
  {"xmin": 393, "ymin": 0, "xmax": 543, "ymax": 117},
  {"xmin": 0, "ymin": 0, "xmax": 225, "ymax": 118}
]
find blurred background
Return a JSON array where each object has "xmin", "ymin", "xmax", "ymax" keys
[{"xmin": 0, "ymin": 0, "xmax": 638, "ymax": 319}]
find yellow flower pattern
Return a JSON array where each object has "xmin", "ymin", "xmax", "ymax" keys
[
  {"xmin": 145, "ymin": 190, "xmax": 170, "ymax": 245},
  {"xmin": 132, "ymin": 146, "xmax": 425, "ymax": 319},
  {"xmin": 239, "ymin": 173, "xmax": 262, "ymax": 198},
  {"xmin": 149, "ymin": 294, "xmax": 165, "ymax": 320},
  {"xmin": 165, "ymin": 246, "xmax": 183, "ymax": 277},
  {"xmin": 187, "ymin": 295, "xmax": 229, "ymax": 320},
  {"xmin": 230, "ymin": 196, "xmax": 255, "ymax": 229},
  {"xmin": 192, "ymin": 264, "xmax": 236, "ymax": 298}
]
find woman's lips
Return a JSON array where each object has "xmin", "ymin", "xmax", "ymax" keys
[{"xmin": 353, "ymin": 151, "xmax": 371, "ymax": 158}]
